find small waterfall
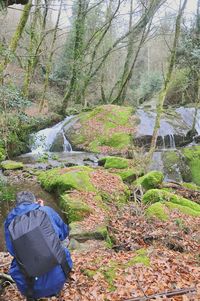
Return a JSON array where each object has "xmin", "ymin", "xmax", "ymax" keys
[
  {"xmin": 161, "ymin": 136, "xmax": 166, "ymax": 149},
  {"xmin": 30, "ymin": 116, "xmax": 73, "ymax": 154},
  {"xmin": 62, "ymin": 130, "xmax": 72, "ymax": 152},
  {"xmin": 169, "ymin": 134, "xmax": 176, "ymax": 149}
]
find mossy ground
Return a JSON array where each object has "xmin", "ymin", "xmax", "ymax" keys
[
  {"xmin": 82, "ymin": 248, "xmax": 150, "ymax": 291},
  {"xmin": 67, "ymin": 105, "xmax": 137, "ymax": 154}
]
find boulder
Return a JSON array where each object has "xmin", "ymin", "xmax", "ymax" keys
[
  {"xmin": 64, "ymin": 105, "xmax": 136, "ymax": 155},
  {"xmin": 182, "ymin": 146, "xmax": 200, "ymax": 185},
  {"xmin": 143, "ymin": 189, "xmax": 200, "ymax": 219},
  {"xmin": 38, "ymin": 166, "xmax": 130, "ymax": 204},
  {"xmin": 134, "ymin": 171, "xmax": 164, "ymax": 191},
  {"xmin": 1, "ymin": 160, "xmax": 24, "ymax": 170}
]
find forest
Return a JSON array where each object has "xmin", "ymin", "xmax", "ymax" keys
[{"xmin": 0, "ymin": 0, "xmax": 200, "ymax": 300}]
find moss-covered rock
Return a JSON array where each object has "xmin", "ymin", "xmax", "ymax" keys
[
  {"xmin": 143, "ymin": 189, "xmax": 200, "ymax": 218},
  {"xmin": 98, "ymin": 156, "xmax": 129, "ymax": 169},
  {"xmin": 145, "ymin": 202, "xmax": 169, "ymax": 221},
  {"xmin": 69, "ymin": 222, "xmax": 110, "ymax": 241},
  {"xmin": 65, "ymin": 105, "xmax": 137, "ymax": 154},
  {"xmin": 38, "ymin": 166, "xmax": 95, "ymax": 193},
  {"xmin": 161, "ymin": 149, "xmax": 194, "ymax": 183},
  {"xmin": 182, "ymin": 146, "xmax": 200, "ymax": 185},
  {"xmin": 134, "ymin": 171, "xmax": 164, "ymax": 190},
  {"xmin": 60, "ymin": 194, "xmax": 93, "ymax": 223},
  {"xmin": 39, "ymin": 166, "xmax": 130, "ymax": 204},
  {"xmin": 116, "ymin": 168, "xmax": 139, "ymax": 182},
  {"xmin": 1, "ymin": 160, "xmax": 24, "ymax": 170}
]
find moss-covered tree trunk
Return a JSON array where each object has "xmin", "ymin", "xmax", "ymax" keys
[
  {"xmin": 62, "ymin": 0, "xmax": 87, "ymax": 111},
  {"xmin": 23, "ymin": 0, "xmax": 40, "ymax": 97},
  {"xmin": 147, "ymin": 0, "xmax": 188, "ymax": 163},
  {"xmin": 0, "ymin": 1, "xmax": 32, "ymax": 84}
]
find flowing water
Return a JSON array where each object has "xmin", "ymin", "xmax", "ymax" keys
[{"xmin": 30, "ymin": 116, "xmax": 73, "ymax": 154}]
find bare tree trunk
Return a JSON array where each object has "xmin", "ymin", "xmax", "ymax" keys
[
  {"xmin": 39, "ymin": 0, "xmax": 63, "ymax": 112},
  {"xmin": 109, "ymin": 0, "xmax": 165, "ymax": 104},
  {"xmin": 147, "ymin": 0, "xmax": 188, "ymax": 163}
]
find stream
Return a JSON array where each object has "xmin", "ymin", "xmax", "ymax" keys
[
  {"xmin": 1, "ymin": 106, "xmax": 200, "ymax": 251},
  {"xmin": 0, "ymin": 116, "xmax": 100, "ymax": 251}
]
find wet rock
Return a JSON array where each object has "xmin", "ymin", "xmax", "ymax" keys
[{"xmin": 49, "ymin": 133, "xmax": 64, "ymax": 152}]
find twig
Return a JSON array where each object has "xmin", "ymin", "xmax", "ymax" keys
[
  {"xmin": 125, "ymin": 287, "xmax": 196, "ymax": 301},
  {"xmin": 0, "ymin": 273, "xmax": 14, "ymax": 283}
]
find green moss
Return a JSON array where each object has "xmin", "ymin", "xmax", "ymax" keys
[
  {"xmin": 166, "ymin": 202, "xmax": 200, "ymax": 217},
  {"xmin": 1, "ymin": 160, "xmax": 24, "ymax": 170},
  {"xmin": 60, "ymin": 194, "xmax": 93, "ymax": 223},
  {"xmin": 38, "ymin": 166, "xmax": 95, "ymax": 193},
  {"xmin": 145, "ymin": 202, "xmax": 169, "ymax": 221},
  {"xmin": 182, "ymin": 146, "xmax": 200, "ymax": 185},
  {"xmin": 164, "ymin": 151, "xmax": 179, "ymax": 165},
  {"xmin": 126, "ymin": 249, "xmax": 150, "ymax": 267},
  {"xmin": 117, "ymin": 169, "xmax": 137, "ymax": 181},
  {"xmin": 68, "ymin": 105, "xmax": 135, "ymax": 154},
  {"xmin": 37, "ymin": 153, "xmax": 49, "ymax": 163},
  {"xmin": 135, "ymin": 171, "xmax": 164, "ymax": 190},
  {"xmin": 143, "ymin": 189, "xmax": 200, "ymax": 218},
  {"xmin": 99, "ymin": 156, "xmax": 129, "ymax": 169},
  {"xmin": 143, "ymin": 188, "xmax": 200, "ymax": 211},
  {"xmin": 182, "ymin": 182, "xmax": 200, "ymax": 191},
  {"xmin": 82, "ymin": 269, "xmax": 97, "ymax": 278},
  {"xmin": 103, "ymin": 265, "xmax": 117, "ymax": 291}
]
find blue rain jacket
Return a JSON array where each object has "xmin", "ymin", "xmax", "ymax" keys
[{"xmin": 4, "ymin": 202, "xmax": 73, "ymax": 299}]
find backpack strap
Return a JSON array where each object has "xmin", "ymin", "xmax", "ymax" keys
[{"xmin": 60, "ymin": 251, "xmax": 72, "ymax": 278}]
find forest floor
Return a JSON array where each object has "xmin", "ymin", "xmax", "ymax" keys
[{"xmin": 1, "ymin": 201, "xmax": 200, "ymax": 301}]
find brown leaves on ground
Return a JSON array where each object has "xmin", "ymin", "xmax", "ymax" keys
[{"xmin": 1, "ymin": 203, "xmax": 200, "ymax": 301}]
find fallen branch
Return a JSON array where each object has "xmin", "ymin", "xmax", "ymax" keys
[
  {"xmin": 125, "ymin": 287, "xmax": 196, "ymax": 301},
  {"xmin": 0, "ymin": 273, "xmax": 14, "ymax": 283}
]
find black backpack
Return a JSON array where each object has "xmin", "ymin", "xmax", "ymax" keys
[{"xmin": 8, "ymin": 209, "xmax": 71, "ymax": 278}]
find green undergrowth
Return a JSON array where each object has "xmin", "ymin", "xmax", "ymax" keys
[{"xmin": 0, "ymin": 181, "xmax": 16, "ymax": 202}]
